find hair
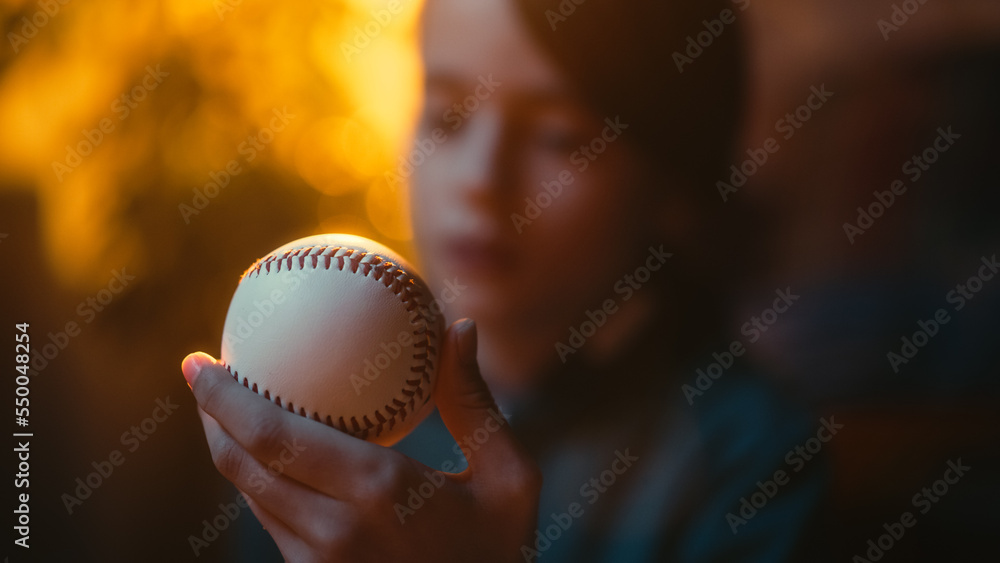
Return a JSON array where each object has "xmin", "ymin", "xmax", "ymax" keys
[
  {"xmin": 417, "ymin": 0, "xmax": 757, "ymax": 363},
  {"xmin": 510, "ymin": 0, "xmax": 756, "ymax": 363},
  {"xmin": 511, "ymin": 0, "xmax": 747, "ymax": 193}
]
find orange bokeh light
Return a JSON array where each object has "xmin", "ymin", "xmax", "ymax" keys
[{"xmin": 0, "ymin": 0, "xmax": 423, "ymax": 290}]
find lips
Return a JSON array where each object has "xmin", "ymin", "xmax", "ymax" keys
[{"xmin": 441, "ymin": 236, "xmax": 516, "ymax": 277}]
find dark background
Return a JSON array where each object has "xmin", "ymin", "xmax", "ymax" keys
[{"xmin": 2, "ymin": 0, "xmax": 999, "ymax": 561}]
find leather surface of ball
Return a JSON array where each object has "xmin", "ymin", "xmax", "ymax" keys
[{"xmin": 220, "ymin": 234, "xmax": 442, "ymax": 446}]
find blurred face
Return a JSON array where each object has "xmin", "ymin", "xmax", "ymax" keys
[{"xmin": 412, "ymin": 0, "xmax": 663, "ymax": 354}]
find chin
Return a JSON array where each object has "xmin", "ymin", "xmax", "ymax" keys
[{"xmin": 444, "ymin": 286, "xmax": 512, "ymax": 324}]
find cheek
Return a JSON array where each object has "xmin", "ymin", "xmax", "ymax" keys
[
  {"xmin": 518, "ymin": 156, "xmax": 654, "ymax": 289},
  {"xmin": 527, "ymin": 162, "xmax": 647, "ymax": 247},
  {"xmin": 409, "ymin": 159, "xmax": 453, "ymax": 230}
]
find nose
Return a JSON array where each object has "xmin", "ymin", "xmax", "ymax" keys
[{"xmin": 448, "ymin": 106, "xmax": 511, "ymax": 202}]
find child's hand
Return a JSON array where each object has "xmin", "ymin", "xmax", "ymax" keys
[{"xmin": 182, "ymin": 319, "xmax": 541, "ymax": 563}]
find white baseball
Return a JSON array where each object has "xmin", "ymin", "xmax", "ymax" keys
[{"xmin": 220, "ymin": 234, "xmax": 443, "ymax": 446}]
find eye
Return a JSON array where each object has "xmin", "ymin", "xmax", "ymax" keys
[
  {"xmin": 525, "ymin": 116, "xmax": 591, "ymax": 155},
  {"xmin": 532, "ymin": 127, "xmax": 579, "ymax": 152},
  {"xmin": 417, "ymin": 111, "xmax": 446, "ymax": 134},
  {"xmin": 515, "ymin": 99, "xmax": 601, "ymax": 155},
  {"xmin": 418, "ymin": 99, "xmax": 451, "ymax": 133}
]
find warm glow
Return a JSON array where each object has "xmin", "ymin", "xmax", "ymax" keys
[{"xmin": 0, "ymin": 0, "xmax": 424, "ymax": 290}]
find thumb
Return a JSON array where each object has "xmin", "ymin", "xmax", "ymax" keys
[{"xmin": 434, "ymin": 319, "xmax": 525, "ymax": 473}]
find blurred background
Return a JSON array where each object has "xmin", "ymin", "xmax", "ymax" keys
[{"xmin": 1, "ymin": 0, "xmax": 998, "ymax": 561}]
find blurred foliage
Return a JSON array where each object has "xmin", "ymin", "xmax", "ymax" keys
[{"xmin": 0, "ymin": 0, "xmax": 422, "ymax": 291}]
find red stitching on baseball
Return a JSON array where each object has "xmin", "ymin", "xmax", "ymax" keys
[{"xmin": 230, "ymin": 243, "xmax": 439, "ymax": 440}]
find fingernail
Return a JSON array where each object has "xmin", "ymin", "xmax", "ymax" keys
[
  {"xmin": 456, "ymin": 319, "xmax": 478, "ymax": 367},
  {"xmin": 181, "ymin": 352, "xmax": 212, "ymax": 388}
]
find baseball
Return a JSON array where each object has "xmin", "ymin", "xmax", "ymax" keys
[{"xmin": 220, "ymin": 233, "xmax": 443, "ymax": 446}]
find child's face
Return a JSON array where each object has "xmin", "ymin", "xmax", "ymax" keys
[{"xmin": 411, "ymin": 0, "xmax": 663, "ymax": 332}]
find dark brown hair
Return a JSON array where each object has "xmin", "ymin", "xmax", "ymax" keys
[
  {"xmin": 511, "ymin": 0, "xmax": 747, "ymax": 193},
  {"xmin": 511, "ymin": 0, "xmax": 756, "ymax": 362}
]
